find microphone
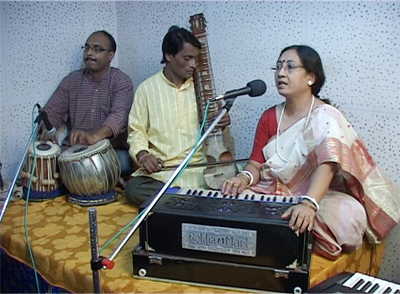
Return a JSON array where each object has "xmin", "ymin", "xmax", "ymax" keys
[
  {"xmin": 210, "ymin": 80, "xmax": 267, "ymax": 102},
  {"xmin": 37, "ymin": 104, "xmax": 56, "ymax": 135}
]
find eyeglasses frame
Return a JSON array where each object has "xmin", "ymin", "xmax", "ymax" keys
[
  {"xmin": 81, "ymin": 45, "xmax": 111, "ymax": 54},
  {"xmin": 271, "ymin": 62, "xmax": 305, "ymax": 73}
]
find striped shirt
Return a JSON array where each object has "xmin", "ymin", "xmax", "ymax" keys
[
  {"xmin": 44, "ymin": 67, "xmax": 134, "ymax": 149},
  {"xmin": 128, "ymin": 70, "xmax": 206, "ymax": 188}
]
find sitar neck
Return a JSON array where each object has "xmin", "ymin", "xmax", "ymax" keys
[
  {"xmin": 190, "ymin": 13, "xmax": 221, "ymax": 130},
  {"xmin": 189, "ymin": 13, "xmax": 238, "ymax": 190}
]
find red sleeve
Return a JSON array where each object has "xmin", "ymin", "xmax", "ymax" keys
[{"xmin": 249, "ymin": 106, "xmax": 278, "ymax": 163}]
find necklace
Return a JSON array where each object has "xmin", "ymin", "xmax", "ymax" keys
[{"xmin": 276, "ymin": 95, "xmax": 315, "ymax": 162}]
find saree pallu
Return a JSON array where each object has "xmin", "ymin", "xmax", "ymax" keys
[{"xmin": 251, "ymin": 104, "xmax": 400, "ymax": 259}]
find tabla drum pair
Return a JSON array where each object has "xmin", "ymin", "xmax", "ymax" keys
[
  {"xmin": 20, "ymin": 141, "xmax": 67, "ymax": 201},
  {"xmin": 58, "ymin": 139, "xmax": 121, "ymax": 206}
]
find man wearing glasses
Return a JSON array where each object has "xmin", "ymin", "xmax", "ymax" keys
[{"xmin": 43, "ymin": 30, "xmax": 134, "ymax": 176}]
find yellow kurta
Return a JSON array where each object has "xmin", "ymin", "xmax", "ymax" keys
[{"xmin": 127, "ymin": 70, "xmax": 206, "ymax": 189}]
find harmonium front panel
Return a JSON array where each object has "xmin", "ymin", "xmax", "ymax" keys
[{"xmin": 133, "ymin": 190, "xmax": 313, "ymax": 292}]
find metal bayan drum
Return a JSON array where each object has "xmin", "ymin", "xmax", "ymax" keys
[
  {"xmin": 58, "ymin": 139, "xmax": 121, "ymax": 206},
  {"xmin": 20, "ymin": 141, "xmax": 66, "ymax": 201}
]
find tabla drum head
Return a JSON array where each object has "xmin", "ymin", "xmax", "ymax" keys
[
  {"xmin": 29, "ymin": 141, "xmax": 61, "ymax": 157},
  {"xmin": 58, "ymin": 139, "xmax": 109, "ymax": 162}
]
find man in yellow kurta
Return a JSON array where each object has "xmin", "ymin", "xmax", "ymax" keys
[{"xmin": 125, "ymin": 26, "xmax": 229, "ymax": 206}]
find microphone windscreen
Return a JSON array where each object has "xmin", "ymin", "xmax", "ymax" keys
[{"xmin": 247, "ymin": 80, "xmax": 267, "ymax": 97}]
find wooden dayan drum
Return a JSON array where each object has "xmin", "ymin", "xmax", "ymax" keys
[{"xmin": 20, "ymin": 141, "xmax": 65, "ymax": 201}]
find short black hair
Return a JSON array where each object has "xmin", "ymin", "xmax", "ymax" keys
[
  {"xmin": 161, "ymin": 26, "xmax": 201, "ymax": 64},
  {"xmin": 89, "ymin": 30, "xmax": 117, "ymax": 52},
  {"xmin": 279, "ymin": 45, "xmax": 325, "ymax": 97}
]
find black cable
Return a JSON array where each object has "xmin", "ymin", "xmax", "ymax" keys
[{"xmin": 0, "ymin": 162, "xmax": 4, "ymax": 190}]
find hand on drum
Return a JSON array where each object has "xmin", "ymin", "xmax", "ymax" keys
[
  {"xmin": 281, "ymin": 203, "xmax": 316, "ymax": 233},
  {"xmin": 69, "ymin": 130, "xmax": 99, "ymax": 146},
  {"xmin": 138, "ymin": 153, "xmax": 164, "ymax": 174},
  {"xmin": 221, "ymin": 174, "xmax": 249, "ymax": 196}
]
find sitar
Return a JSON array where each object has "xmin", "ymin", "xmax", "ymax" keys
[{"xmin": 189, "ymin": 13, "xmax": 238, "ymax": 190}]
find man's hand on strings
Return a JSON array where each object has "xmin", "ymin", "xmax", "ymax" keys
[
  {"xmin": 137, "ymin": 151, "xmax": 164, "ymax": 174},
  {"xmin": 207, "ymin": 101, "xmax": 231, "ymax": 128}
]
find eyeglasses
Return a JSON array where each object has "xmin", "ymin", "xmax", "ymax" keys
[
  {"xmin": 81, "ymin": 45, "xmax": 110, "ymax": 53},
  {"xmin": 271, "ymin": 62, "xmax": 305, "ymax": 73}
]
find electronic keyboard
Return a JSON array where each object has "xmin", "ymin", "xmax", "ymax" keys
[{"xmin": 308, "ymin": 272, "xmax": 400, "ymax": 293}]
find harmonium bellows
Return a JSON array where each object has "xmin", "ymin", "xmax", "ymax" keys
[{"xmin": 132, "ymin": 188, "xmax": 314, "ymax": 293}]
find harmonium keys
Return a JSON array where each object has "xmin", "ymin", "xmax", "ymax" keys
[
  {"xmin": 170, "ymin": 187, "xmax": 301, "ymax": 204},
  {"xmin": 342, "ymin": 272, "xmax": 400, "ymax": 293}
]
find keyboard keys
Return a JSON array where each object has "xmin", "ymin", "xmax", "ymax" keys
[
  {"xmin": 342, "ymin": 272, "xmax": 400, "ymax": 294},
  {"xmin": 370, "ymin": 280, "xmax": 389, "ymax": 293},
  {"xmin": 343, "ymin": 273, "xmax": 371, "ymax": 289},
  {"xmin": 380, "ymin": 281, "xmax": 400, "ymax": 293}
]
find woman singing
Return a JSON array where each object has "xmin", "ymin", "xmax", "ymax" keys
[{"xmin": 222, "ymin": 45, "xmax": 400, "ymax": 260}]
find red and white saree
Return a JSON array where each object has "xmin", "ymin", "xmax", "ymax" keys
[{"xmin": 249, "ymin": 104, "xmax": 399, "ymax": 259}]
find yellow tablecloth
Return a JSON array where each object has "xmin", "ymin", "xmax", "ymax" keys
[{"xmin": 0, "ymin": 194, "xmax": 386, "ymax": 293}]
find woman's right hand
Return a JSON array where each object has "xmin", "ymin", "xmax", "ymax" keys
[
  {"xmin": 281, "ymin": 203, "xmax": 317, "ymax": 233},
  {"xmin": 221, "ymin": 174, "xmax": 250, "ymax": 196}
]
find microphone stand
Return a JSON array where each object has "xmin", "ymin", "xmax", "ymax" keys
[
  {"xmin": 0, "ymin": 109, "xmax": 42, "ymax": 222},
  {"xmin": 89, "ymin": 208, "xmax": 101, "ymax": 293},
  {"xmin": 107, "ymin": 99, "xmax": 235, "ymax": 262}
]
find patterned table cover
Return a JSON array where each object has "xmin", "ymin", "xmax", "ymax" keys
[{"xmin": 0, "ymin": 194, "xmax": 386, "ymax": 293}]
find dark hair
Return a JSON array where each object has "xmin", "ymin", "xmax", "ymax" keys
[
  {"xmin": 161, "ymin": 26, "xmax": 201, "ymax": 64},
  {"xmin": 90, "ymin": 30, "xmax": 117, "ymax": 52},
  {"xmin": 280, "ymin": 45, "xmax": 325, "ymax": 98}
]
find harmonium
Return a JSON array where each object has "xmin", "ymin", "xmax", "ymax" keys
[{"xmin": 133, "ymin": 188, "xmax": 314, "ymax": 293}]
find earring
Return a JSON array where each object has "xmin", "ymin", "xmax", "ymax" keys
[{"xmin": 307, "ymin": 81, "xmax": 313, "ymax": 86}]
